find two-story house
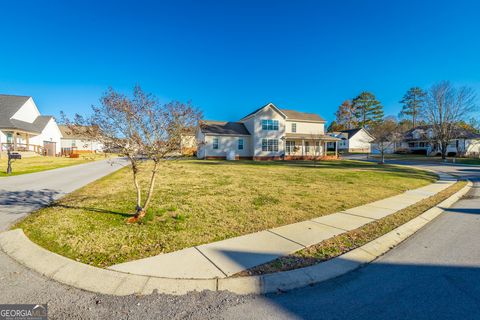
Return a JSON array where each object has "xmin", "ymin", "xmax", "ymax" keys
[
  {"xmin": 196, "ymin": 103, "xmax": 340, "ymax": 160},
  {"xmin": 397, "ymin": 125, "xmax": 480, "ymax": 156},
  {"xmin": 0, "ymin": 94, "xmax": 63, "ymax": 156}
]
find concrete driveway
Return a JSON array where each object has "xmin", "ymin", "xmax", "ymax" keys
[
  {"xmin": 0, "ymin": 160, "xmax": 479, "ymax": 319},
  {"xmin": 0, "ymin": 158, "xmax": 127, "ymax": 231}
]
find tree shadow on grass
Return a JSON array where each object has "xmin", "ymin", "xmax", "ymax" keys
[
  {"xmin": 0, "ymin": 189, "xmax": 61, "ymax": 210},
  {"xmin": 0, "ymin": 189, "xmax": 132, "ymax": 219},
  {"xmin": 51, "ymin": 203, "xmax": 133, "ymax": 218}
]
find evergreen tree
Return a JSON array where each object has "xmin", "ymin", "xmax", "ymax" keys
[
  {"xmin": 399, "ymin": 87, "xmax": 426, "ymax": 128},
  {"xmin": 352, "ymin": 92, "xmax": 384, "ymax": 127}
]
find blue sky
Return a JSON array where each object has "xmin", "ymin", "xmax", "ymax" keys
[{"xmin": 1, "ymin": 0, "xmax": 480, "ymax": 123}]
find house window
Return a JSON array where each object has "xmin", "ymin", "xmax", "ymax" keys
[
  {"xmin": 315, "ymin": 141, "xmax": 320, "ymax": 151},
  {"xmin": 262, "ymin": 139, "xmax": 279, "ymax": 152},
  {"xmin": 408, "ymin": 142, "xmax": 415, "ymax": 148},
  {"xmin": 213, "ymin": 137, "xmax": 219, "ymax": 149},
  {"xmin": 6, "ymin": 133, "xmax": 13, "ymax": 144},
  {"xmin": 71, "ymin": 140, "xmax": 76, "ymax": 147},
  {"xmin": 291, "ymin": 123, "xmax": 297, "ymax": 133},
  {"xmin": 286, "ymin": 141, "xmax": 295, "ymax": 153},
  {"xmin": 305, "ymin": 141, "xmax": 310, "ymax": 153},
  {"xmin": 238, "ymin": 138, "xmax": 244, "ymax": 150},
  {"xmin": 261, "ymin": 119, "xmax": 279, "ymax": 131}
]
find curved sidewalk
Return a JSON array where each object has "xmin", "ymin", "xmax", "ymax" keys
[
  {"xmin": 108, "ymin": 172, "xmax": 457, "ymax": 279},
  {"xmin": 0, "ymin": 170, "xmax": 471, "ymax": 296}
]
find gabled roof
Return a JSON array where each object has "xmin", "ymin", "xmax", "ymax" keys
[
  {"xmin": 339, "ymin": 128, "xmax": 362, "ymax": 139},
  {"xmin": 280, "ymin": 109, "xmax": 325, "ymax": 122},
  {"xmin": 0, "ymin": 94, "xmax": 32, "ymax": 129},
  {"xmin": 200, "ymin": 121, "xmax": 251, "ymax": 136},
  {"xmin": 59, "ymin": 125, "xmax": 97, "ymax": 139},
  {"xmin": 239, "ymin": 103, "xmax": 325, "ymax": 123},
  {"xmin": 0, "ymin": 94, "xmax": 53, "ymax": 134},
  {"xmin": 240, "ymin": 103, "xmax": 287, "ymax": 121}
]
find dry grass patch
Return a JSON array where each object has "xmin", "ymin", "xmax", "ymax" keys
[
  {"xmin": 238, "ymin": 180, "xmax": 467, "ymax": 276},
  {"xmin": 15, "ymin": 159, "xmax": 436, "ymax": 267}
]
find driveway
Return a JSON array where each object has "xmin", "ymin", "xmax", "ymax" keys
[
  {"xmin": 0, "ymin": 158, "xmax": 127, "ymax": 230},
  {"xmin": 0, "ymin": 160, "xmax": 479, "ymax": 319}
]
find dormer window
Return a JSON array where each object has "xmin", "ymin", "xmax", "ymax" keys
[{"xmin": 261, "ymin": 119, "xmax": 279, "ymax": 131}]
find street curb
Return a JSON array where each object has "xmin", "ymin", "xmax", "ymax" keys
[{"xmin": 0, "ymin": 180, "xmax": 471, "ymax": 296}]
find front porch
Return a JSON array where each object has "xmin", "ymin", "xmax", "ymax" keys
[
  {"xmin": 0, "ymin": 130, "xmax": 44, "ymax": 154},
  {"xmin": 284, "ymin": 133, "xmax": 340, "ymax": 160}
]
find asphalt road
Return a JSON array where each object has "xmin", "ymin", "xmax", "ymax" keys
[{"xmin": 0, "ymin": 160, "xmax": 479, "ymax": 319}]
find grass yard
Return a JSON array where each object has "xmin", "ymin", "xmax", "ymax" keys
[
  {"xmin": 15, "ymin": 159, "xmax": 436, "ymax": 267},
  {"xmin": 0, "ymin": 153, "xmax": 115, "ymax": 177},
  {"xmin": 240, "ymin": 180, "xmax": 467, "ymax": 276}
]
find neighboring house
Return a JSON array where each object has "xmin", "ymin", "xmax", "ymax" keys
[
  {"xmin": 58, "ymin": 125, "xmax": 104, "ymax": 154},
  {"xmin": 180, "ymin": 134, "xmax": 197, "ymax": 156},
  {"xmin": 328, "ymin": 128, "xmax": 374, "ymax": 153},
  {"xmin": 0, "ymin": 94, "xmax": 62, "ymax": 156},
  {"xmin": 392, "ymin": 125, "xmax": 480, "ymax": 157},
  {"xmin": 196, "ymin": 103, "xmax": 340, "ymax": 160}
]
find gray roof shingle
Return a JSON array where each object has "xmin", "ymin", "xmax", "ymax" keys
[
  {"xmin": 280, "ymin": 109, "xmax": 325, "ymax": 122},
  {"xmin": 0, "ymin": 94, "xmax": 53, "ymax": 133},
  {"xmin": 201, "ymin": 121, "xmax": 251, "ymax": 136}
]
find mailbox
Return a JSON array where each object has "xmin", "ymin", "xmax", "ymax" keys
[{"xmin": 8, "ymin": 152, "xmax": 22, "ymax": 160}]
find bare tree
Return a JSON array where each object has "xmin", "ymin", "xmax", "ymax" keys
[
  {"xmin": 370, "ymin": 117, "xmax": 402, "ymax": 164},
  {"xmin": 423, "ymin": 81, "xmax": 477, "ymax": 159},
  {"xmin": 65, "ymin": 86, "xmax": 202, "ymax": 222}
]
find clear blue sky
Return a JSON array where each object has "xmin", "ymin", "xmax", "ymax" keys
[{"xmin": 1, "ymin": 0, "xmax": 479, "ymax": 123}]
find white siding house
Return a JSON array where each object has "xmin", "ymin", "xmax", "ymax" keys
[
  {"xmin": 58, "ymin": 125, "xmax": 104, "ymax": 154},
  {"xmin": 328, "ymin": 128, "xmax": 374, "ymax": 153},
  {"xmin": 196, "ymin": 103, "xmax": 339, "ymax": 160},
  {"xmin": 0, "ymin": 94, "xmax": 62, "ymax": 156}
]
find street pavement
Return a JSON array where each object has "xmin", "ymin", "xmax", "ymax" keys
[{"xmin": 0, "ymin": 159, "xmax": 479, "ymax": 319}]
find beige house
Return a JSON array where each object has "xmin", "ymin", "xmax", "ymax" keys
[{"xmin": 196, "ymin": 103, "xmax": 339, "ymax": 160}]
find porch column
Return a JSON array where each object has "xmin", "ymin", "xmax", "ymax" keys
[
  {"xmin": 26, "ymin": 134, "xmax": 30, "ymax": 151},
  {"xmin": 335, "ymin": 141, "xmax": 338, "ymax": 157},
  {"xmin": 13, "ymin": 131, "xmax": 17, "ymax": 151},
  {"xmin": 301, "ymin": 139, "xmax": 305, "ymax": 157}
]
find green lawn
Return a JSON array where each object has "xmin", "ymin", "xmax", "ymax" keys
[
  {"xmin": 0, "ymin": 153, "xmax": 115, "ymax": 177},
  {"xmin": 240, "ymin": 180, "xmax": 466, "ymax": 276},
  {"xmin": 15, "ymin": 159, "xmax": 436, "ymax": 267}
]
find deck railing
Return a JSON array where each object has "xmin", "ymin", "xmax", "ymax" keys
[{"xmin": 0, "ymin": 143, "xmax": 44, "ymax": 154}]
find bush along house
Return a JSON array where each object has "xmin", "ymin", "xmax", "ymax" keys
[{"xmin": 196, "ymin": 103, "xmax": 340, "ymax": 160}]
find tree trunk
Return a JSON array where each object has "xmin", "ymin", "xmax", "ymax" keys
[
  {"xmin": 441, "ymin": 143, "xmax": 448, "ymax": 160},
  {"xmin": 128, "ymin": 161, "xmax": 159, "ymax": 223},
  {"xmin": 142, "ymin": 161, "xmax": 159, "ymax": 213},
  {"xmin": 127, "ymin": 160, "xmax": 144, "ymax": 223}
]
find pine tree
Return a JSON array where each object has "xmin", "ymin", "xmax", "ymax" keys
[
  {"xmin": 352, "ymin": 92, "xmax": 384, "ymax": 127},
  {"xmin": 399, "ymin": 87, "xmax": 426, "ymax": 128}
]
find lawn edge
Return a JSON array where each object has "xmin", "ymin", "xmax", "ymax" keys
[{"xmin": 0, "ymin": 178, "xmax": 471, "ymax": 296}]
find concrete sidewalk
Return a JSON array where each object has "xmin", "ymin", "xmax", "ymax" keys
[{"xmin": 109, "ymin": 172, "xmax": 457, "ymax": 279}]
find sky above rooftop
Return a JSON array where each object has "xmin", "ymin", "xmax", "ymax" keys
[{"xmin": 1, "ymin": 0, "xmax": 479, "ymax": 123}]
